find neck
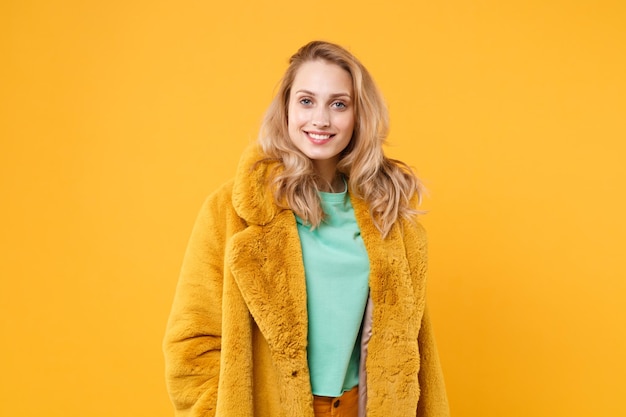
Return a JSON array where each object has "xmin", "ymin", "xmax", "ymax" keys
[
  {"xmin": 313, "ymin": 158, "xmax": 344, "ymax": 193},
  {"xmin": 321, "ymin": 174, "xmax": 345, "ymax": 193}
]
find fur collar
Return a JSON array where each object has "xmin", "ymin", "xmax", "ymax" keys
[{"xmin": 231, "ymin": 144, "xmax": 283, "ymax": 226}]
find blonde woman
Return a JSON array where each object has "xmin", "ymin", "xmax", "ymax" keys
[{"xmin": 164, "ymin": 40, "xmax": 450, "ymax": 417}]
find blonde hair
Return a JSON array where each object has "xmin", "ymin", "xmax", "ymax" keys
[{"xmin": 258, "ymin": 40, "xmax": 423, "ymax": 238}]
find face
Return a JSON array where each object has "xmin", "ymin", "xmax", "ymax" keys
[{"xmin": 287, "ymin": 60, "xmax": 355, "ymax": 177}]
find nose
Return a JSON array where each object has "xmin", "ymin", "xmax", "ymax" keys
[{"xmin": 312, "ymin": 107, "xmax": 330, "ymax": 127}]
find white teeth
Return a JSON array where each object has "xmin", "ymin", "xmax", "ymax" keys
[{"xmin": 309, "ymin": 133, "xmax": 331, "ymax": 140}]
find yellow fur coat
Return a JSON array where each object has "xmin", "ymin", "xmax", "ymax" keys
[{"xmin": 163, "ymin": 145, "xmax": 450, "ymax": 416}]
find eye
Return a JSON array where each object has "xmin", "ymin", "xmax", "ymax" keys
[
  {"xmin": 331, "ymin": 101, "xmax": 347, "ymax": 109},
  {"xmin": 299, "ymin": 98, "xmax": 312, "ymax": 105}
]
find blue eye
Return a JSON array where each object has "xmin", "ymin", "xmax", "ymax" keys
[
  {"xmin": 299, "ymin": 98, "xmax": 312, "ymax": 105},
  {"xmin": 332, "ymin": 101, "xmax": 347, "ymax": 109}
]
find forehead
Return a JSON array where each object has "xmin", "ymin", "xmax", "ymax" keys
[{"xmin": 291, "ymin": 60, "xmax": 353, "ymax": 93}]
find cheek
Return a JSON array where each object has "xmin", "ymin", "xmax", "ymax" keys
[
  {"xmin": 287, "ymin": 105, "xmax": 302, "ymax": 129},
  {"xmin": 287, "ymin": 116, "xmax": 297, "ymax": 140},
  {"xmin": 338, "ymin": 113, "xmax": 355, "ymax": 134},
  {"xmin": 287, "ymin": 107, "xmax": 302, "ymax": 141},
  {"xmin": 289, "ymin": 108, "xmax": 306, "ymax": 126}
]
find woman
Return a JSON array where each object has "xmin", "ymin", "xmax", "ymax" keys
[{"xmin": 163, "ymin": 40, "xmax": 450, "ymax": 417}]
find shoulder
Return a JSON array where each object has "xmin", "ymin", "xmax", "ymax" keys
[
  {"xmin": 194, "ymin": 179, "xmax": 236, "ymax": 227},
  {"xmin": 406, "ymin": 192, "xmax": 427, "ymax": 240},
  {"xmin": 399, "ymin": 206, "xmax": 428, "ymax": 257},
  {"xmin": 205, "ymin": 179, "xmax": 235, "ymax": 208}
]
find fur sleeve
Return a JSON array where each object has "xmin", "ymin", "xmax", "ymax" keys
[
  {"xmin": 403, "ymin": 217, "xmax": 450, "ymax": 416},
  {"xmin": 416, "ymin": 307, "xmax": 451, "ymax": 416},
  {"xmin": 163, "ymin": 187, "xmax": 231, "ymax": 416}
]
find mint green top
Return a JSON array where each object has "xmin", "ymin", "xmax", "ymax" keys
[{"xmin": 295, "ymin": 188, "xmax": 370, "ymax": 397}]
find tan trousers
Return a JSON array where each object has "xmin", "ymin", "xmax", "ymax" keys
[{"xmin": 313, "ymin": 386, "xmax": 359, "ymax": 417}]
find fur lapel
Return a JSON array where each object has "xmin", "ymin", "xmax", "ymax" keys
[
  {"xmin": 226, "ymin": 145, "xmax": 309, "ymax": 365},
  {"xmin": 351, "ymin": 196, "xmax": 424, "ymax": 333},
  {"xmin": 226, "ymin": 211, "xmax": 308, "ymax": 358},
  {"xmin": 351, "ymin": 195, "xmax": 425, "ymax": 413}
]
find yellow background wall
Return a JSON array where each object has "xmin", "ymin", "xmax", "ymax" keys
[{"xmin": 1, "ymin": 0, "xmax": 625, "ymax": 416}]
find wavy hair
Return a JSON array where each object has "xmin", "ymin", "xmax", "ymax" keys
[{"xmin": 258, "ymin": 40, "xmax": 423, "ymax": 238}]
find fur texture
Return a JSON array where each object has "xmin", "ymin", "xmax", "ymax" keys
[{"xmin": 163, "ymin": 144, "xmax": 450, "ymax": 416}]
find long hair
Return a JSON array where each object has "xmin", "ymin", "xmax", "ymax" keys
[{"xmin": 258, "ymin": 40, "xmax": 423, "ymax": 238}]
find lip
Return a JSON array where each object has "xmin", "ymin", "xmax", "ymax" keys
[{"xmin": 305, "ymin": 130, "xmax": 335, "ymax": 144}]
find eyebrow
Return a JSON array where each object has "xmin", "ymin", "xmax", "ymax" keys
[{"xmin": 295, "ymin": 89, "xmax": 352, "ymax": 99}]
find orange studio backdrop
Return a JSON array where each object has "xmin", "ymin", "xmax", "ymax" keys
[{"xmin": 1, "ymin": 1, "xmax": 625, "ymax": 416}]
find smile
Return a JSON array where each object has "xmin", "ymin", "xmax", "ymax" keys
[{"xmin": 305, "ymin": 131, "xmax": 334, "ymax": 143}]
